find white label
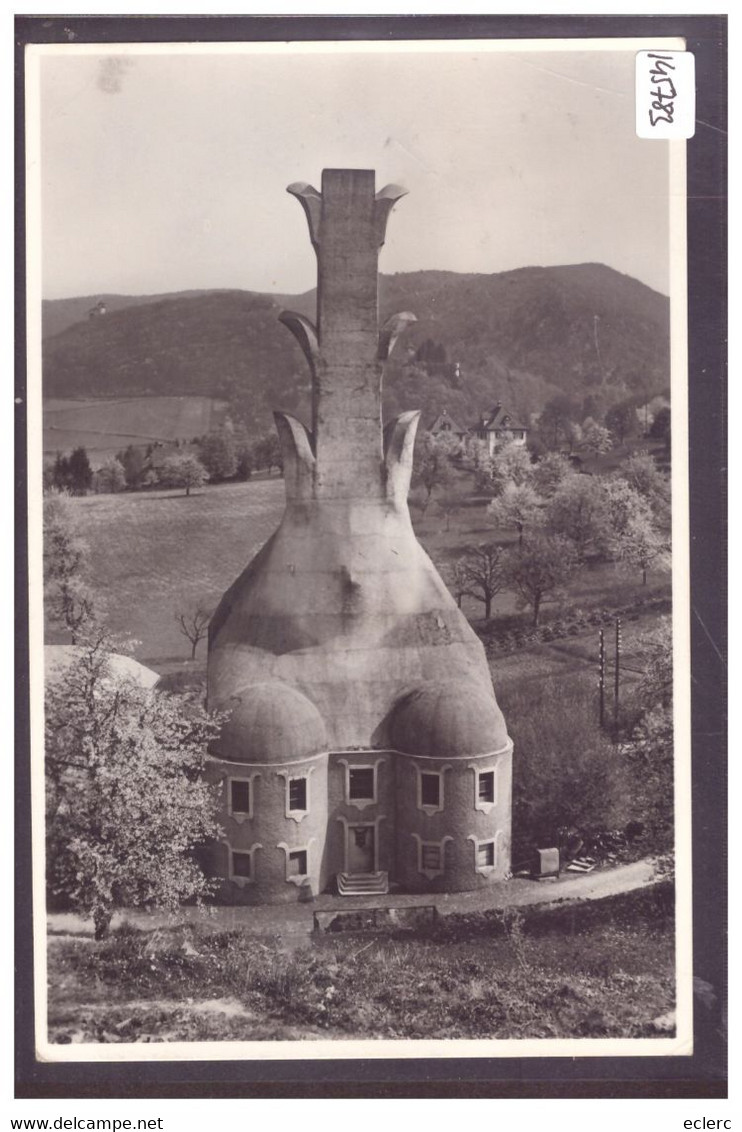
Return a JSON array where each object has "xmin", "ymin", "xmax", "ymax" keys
[{"xmin": 636, "ymin": 50, "xmax": 695, "ymax": 139}]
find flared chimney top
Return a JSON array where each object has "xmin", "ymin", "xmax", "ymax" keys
[{"xmin": 279, "ymin": 169, "xmax": 416, "ymax": 502}]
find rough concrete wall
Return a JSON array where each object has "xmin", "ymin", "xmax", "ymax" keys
[
  {"xmin": 325, "ymin": 752, "xmax": 396, "ymax": 879},
  {"xmin": 208, "ymin": 501, "xmax": 495, "ymax": 750},
  {"xmin": 315, "ymin": 169, "xmax": 383, "ymax": 498},
  {"xmin": 394, "ymin": 750, "xmax": 512, "ymax": 893},
  {"xmin": 204, "ymin": 753, "xmax": 328, "ymax": 905}
]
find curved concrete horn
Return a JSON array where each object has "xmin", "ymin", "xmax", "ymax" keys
[
  {"xmin": 279, "ymin": 310, "xmax": 320, "ymax": 377},
  {"xmin": 383, "ymin": 409, "xmax": 421, "ymax": 506},
  {"xmin": 287, "ymin": 182, "xmax": 323, "ymax": 250},
  {"xmin": 273, "ymin": 411, "xmax": 316, "ymax": 503},
  {"xmin": 378, "ymin": 311, "xmax": 417, "ymax": 361},
  {"xmin": 374, "ymin": 183, "xmax": 408, "ymax": 247}
]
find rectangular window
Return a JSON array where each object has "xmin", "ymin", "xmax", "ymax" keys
[
  {"xmin": 421, "ymin": 773, "xmax": 440, "ymax": 807},
  {"xmin": 288, "ymin": 850, "xmax": 307, "ymax": 877},
  {"xmin": 288, "ymin": 778, "xmax": 307, "ymax": 811},
  {"xmin": 421, "ymin": 844, "xmax": 441, "ymax": 871},
  {"xmin": 232, "ymin": 851, "xmax": 252, "ymax": 879},
  {"xmin": 477, "ymin": 841, "xmax": 495, "ymax": 868},
  {"xmin": 478, "ymin": 771, "xmax": 495, "ymax": 803},
  {"xmin": 349, "ymin": 767, "xmax": 375, "ymax": 801},
  {"xmin": 230, "ymin": 780, "xmax": 251, "ymax": 814}
]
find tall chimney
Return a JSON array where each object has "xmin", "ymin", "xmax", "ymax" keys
[{"xmin": 280, "ymin": 169, "xmax": 415, "ymax": 499}]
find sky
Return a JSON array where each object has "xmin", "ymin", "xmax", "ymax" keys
[{"xmin": 33, "ymin": 42, "xmax": 673, "ymax": 300}]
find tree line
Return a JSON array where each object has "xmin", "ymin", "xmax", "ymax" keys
[
  {"xmin": 44, "ymin": 425, "xmax": 285, "ymax": 498},
  {"xmin": 413, "ymin": 431, "xmax": 670, "ymax": 626},
  {"xmin": 531, "ymin": 391, "xmax": 670, "ymax": 457}
]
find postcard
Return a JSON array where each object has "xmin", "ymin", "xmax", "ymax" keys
[{"xmin": 16, "ymin": 17, "xmax": 727, "ymax": 1100}]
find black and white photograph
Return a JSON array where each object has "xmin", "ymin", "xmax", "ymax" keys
[{"xmin": 17, "ymin": 22, "xmax": 725, "ymax": 1086}]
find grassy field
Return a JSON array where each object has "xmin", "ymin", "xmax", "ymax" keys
[
  {"xmin": 60, "ymin": 470, "xmax": 670, "ymax": 674},
  {"xmin": 43, "ymin": 395, "xmax": 230, "ymax": 470},
  {"xmin": 58, "ymin": 477, "xmax": 286, "ymax": 665},
  {"xmin": 47, "ymin": 883, "xmax": 674, "ymax": 1043}
]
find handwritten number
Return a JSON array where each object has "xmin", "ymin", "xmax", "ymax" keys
[
  {"xmin": 646, "ymin": 57, "xmax": 677, "ymax": 126},
  {"xmin": 649, "ymin": 106, "xmax": 674, "ymax": 126}
]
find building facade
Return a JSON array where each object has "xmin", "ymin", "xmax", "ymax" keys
[
  {"xmin": 475, "ymin": 402, "xmax": 529, "ymax": 455},
  {"xmin": 205, "ymin": 169, "xmax": 513, "ymax": 903},
  {"xmin": 429, "ymin": 408, "xmax": 468, "ymax": 443}
]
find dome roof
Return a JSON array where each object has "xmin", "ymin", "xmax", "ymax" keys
[
  {"xmin": 212, "ymin": 682, "xmax": 327, "ymax": 765},
  {"xmin": 389, "ymin": 680, "xmax": 508, "ymax": 758},
  {"xmin": 44, "ymin": 645, "xmax": 160, "ymax": 689}
]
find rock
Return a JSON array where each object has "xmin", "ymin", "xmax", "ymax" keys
[{"xmin": 650, "ymin": 1009, "xmax": 676, "ymax": 1033}]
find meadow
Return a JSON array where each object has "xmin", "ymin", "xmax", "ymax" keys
[
  {"xmin": 47, "ymin": 883, "xmax": 675, "ymax": 1043},
  {"xmin": 57, "ymin": 476, "xmax": 286, "ymax": 666},
  {"xmin": 43, "ymin": 395, "xmax": 229, "ymax": 469},
  {"xmin": 60, "ymin": 469, "xmax": 670, "ymax": 682}
]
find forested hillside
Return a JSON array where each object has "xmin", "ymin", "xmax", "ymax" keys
[{"xmin": 43, "ymin": 264, "xmax": 669, "ymax": 436}]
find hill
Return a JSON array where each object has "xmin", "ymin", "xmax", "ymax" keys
[
  {"xmin": 42, "ymin": 290, "xmax": 226, "ymax": 340},
  {"xmin": 42, "ymin": 265, "xmax": 670, "ymax": 436}
]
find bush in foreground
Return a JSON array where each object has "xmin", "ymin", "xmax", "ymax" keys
[
  {"xmin": 501, "ymin": 677, "xmax": 633, "ymax": 862},
  {"xmin": 45, "ymin": 628, "xmax": 224, "ymax": 939}
]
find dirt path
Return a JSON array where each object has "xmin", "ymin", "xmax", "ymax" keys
[{"xmin": 48, "ymin": 858, "xmax": 661, "ymax": 942}]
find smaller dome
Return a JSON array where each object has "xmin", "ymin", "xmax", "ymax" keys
[
  {"xmin": 212, "ymin": 682, "xmax": 327, "ymax": 765},
  {"xmin": 389, "ymin": 680, "xmax": 508, "ymax": 758}
]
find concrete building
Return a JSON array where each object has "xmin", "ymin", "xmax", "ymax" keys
[{"xmin": 205, "ymin": 169, "xmax": 512, "ymax": 903}]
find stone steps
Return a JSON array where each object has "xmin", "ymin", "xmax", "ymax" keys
[{"xmin": 337, "ymin": 871, "xmax": 389, "ymax": 896}]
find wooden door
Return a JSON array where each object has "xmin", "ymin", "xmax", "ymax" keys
[{"xmin": 347, "ymin": 825, "xmax": 375, "ymax": 873}]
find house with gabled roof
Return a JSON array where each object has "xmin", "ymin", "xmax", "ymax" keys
[
  {"xmin": 429, "ymin": 408, "xmax": 468, "ymax": 442},
  {"xmin": 475, "ymin": 401, "xmax": 529, "ymax": 456}
]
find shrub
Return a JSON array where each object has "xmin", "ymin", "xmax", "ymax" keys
[{"xmin": 499, "ymin": 677, "xmax": 633, "ymax": 861}]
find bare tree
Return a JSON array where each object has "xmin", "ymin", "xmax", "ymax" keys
[
  {"xmin": 455, "ymin": 543, "xmax": 507, "ymax": 620},
  {"xmin": 436, "ymin": 489, "xmax": 461, "ymax": 531},
  {"xmin": 441, "ymin": 559, "xmax": 468, "ymax": 608},
  {"xmin": 506, "ymin": 534, "xmax": 579, "ymax": 626},
  {"xmin": 175, "ymin": 605, "xmax": 213, "ymax": 659}
]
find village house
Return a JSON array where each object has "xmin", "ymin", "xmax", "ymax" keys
[
  {"xmin": 475, "ymin": 402, "xmax": 529, "ymax": 456},
  {"xmin": 429, "ymin": 408, "xmax": 468, "ymax": 442},
  {"xmin": 141, "ymin": 440, "xmax": 200, "ymax": 479}
]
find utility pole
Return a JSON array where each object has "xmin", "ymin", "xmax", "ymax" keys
[
  {"xmin": 614, "ymin": 617, "xmax": 622, "ymax": 735},
  {"xmin": 593, "ymin": 314, "xmax": 605, "ymax": 384},
  {"xmin": 598, "ymin": 628, "xmax": 605, "ymax": 730}
]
